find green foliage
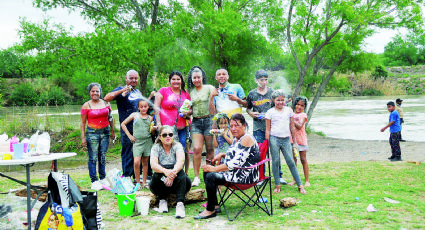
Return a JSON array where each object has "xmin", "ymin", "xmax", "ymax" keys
[
  {"xmin": 361, "ymin": 88, "xmax": 384, "ymax": 96},
  {"xmin": 38, "ymin": 86, "xmax": 69, "ymax": 106},
  {"xmin": 371, "ymin": 65, "xmax": 389, "ymax": 79},
  {"xmin": 384, "ymin": 33, "xmax": 425, "ymax": 66},
  {"xmin": 9, "ymin": 82, "xmax": 38, "ymax": 106}
]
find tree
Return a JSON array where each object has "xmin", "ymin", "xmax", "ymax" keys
[
  {"xmin": 32, "ymin": 0, "xmax": 184, "ymax": 95},
  {"xmin": 384, "ymin": 33, "xmax": 425, "ymax": 66},
  {"xmin": 172, "ymin": 0, "xmax": 282, "ymax": 91},
  {"xmin": 267, "ymin": 0, "xmax": 423, "ymax": 121}
]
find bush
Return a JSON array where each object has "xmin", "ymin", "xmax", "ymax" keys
[
  {"xmin": 372, "ymin": 65, "xmax": 388, "ymax": 79},
  {"xmin": 9, "ymin": 83, "xmax": 39, "ymax": 106},
  {"xmin": 361, "ymin": 88, "xmax": 384, "ymax": 96},
  {"xmin": 38, "ymin": 86, "xmax": 70, "ymax": 105}
]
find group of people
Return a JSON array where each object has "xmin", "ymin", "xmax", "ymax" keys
[{"xmin": 80, "ymin": 67, "xmax": 311, "ymax": 219}]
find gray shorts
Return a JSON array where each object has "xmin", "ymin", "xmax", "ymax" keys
[{"xmin": 191, "ymin": 116, "xmax": 213, "ymax": 136}]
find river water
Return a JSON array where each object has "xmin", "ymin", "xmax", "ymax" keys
[{"xmin": 1, "ymin": 95, "xmax": 424, "ymax": 142}]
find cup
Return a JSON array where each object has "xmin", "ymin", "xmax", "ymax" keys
[
  {"xmin": 13, "ymin": 143, "xmax": 24, "ymax": 159},
  {"xmin": 23, "ymin": 143, "xmax": 29, "ymax": 153},
  {"xmin": 2, "ymin": 153, "xmax": 11, "ymax": 160},
  {"xmin": 136, "ymin": 196, "xmax": 151, "ymax": 216}
]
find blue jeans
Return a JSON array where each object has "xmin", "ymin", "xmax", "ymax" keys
[
  {"xmin": 270, "ymin": 136, "xmax": 302, "ymax": 186},
  {"xmin": 120, "ymin": 128, "xmax": 134, "ymax": 177},
  {"xmin": 178, "ymin": 127, "xmax": 188, "ymax": 150},
  {"xmin": 254, "ymin": 130, "xmax": 283, "ymax": 177},
  {"xmin": 86, "ymin": 127, "xmax": 110, "ymax": 183}
]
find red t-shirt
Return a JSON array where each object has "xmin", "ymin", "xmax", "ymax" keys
[{"xmin": 158, "ymin": 87, "xmax": 191, "ymax": 128}]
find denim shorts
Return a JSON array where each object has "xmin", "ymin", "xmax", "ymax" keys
[
  {"xmin": 298, "ymin": 145, "xmax": 309, "ymax": 152},
  {"xmin": 191, "ymin": 116, "xmax": 213, "ymax": 136}
]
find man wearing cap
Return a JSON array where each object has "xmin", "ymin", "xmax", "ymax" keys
[
  {"xmin": 395, "ymin": 98, "xmax": 405, "ymax": 141},
  {"xmin": 211, "ymin": 68, "xmax": 247, "ymax": 117},
  {"xmin": 246, "ymin": 70, "xmax": 286, "ymax": 185}
]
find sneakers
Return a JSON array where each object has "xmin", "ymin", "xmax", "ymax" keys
[
  {"xmin": 100, "ymin": 178, "xmax": 110, "ymax": 187},
  {"xmin": 91, "ymin": 181, "xmax": 103, "ymax": 191},
  {"xmin": 158, "ymin": 199, "xmax": 168, "ymax": 213},
  {"xmin": 192, "ymin": 177, "xmax": 201, "ymax": 187},
  {"xmin": 175, "ymin": 202, "xmax": 185, "ymax": 219},
  {"xmin": 280, "ymin": 178, "xmax": 287, "ymax": 185}
]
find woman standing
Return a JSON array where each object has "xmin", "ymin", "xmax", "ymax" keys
[
  {"xmin": 187, "ymin": 66, "xmax": 217, "ymax": 187},
  {"xmin": 154, "ymin": 71, "xmax": 191, "ymax": 161},
  {"xmin": 150, "ymin": 125, "xmax": 192, "ymax": 218},
  {"xmin": 80, "ymin": 83, "xmax": 115, "ymax": 190}
]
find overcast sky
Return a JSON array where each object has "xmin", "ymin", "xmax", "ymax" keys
[{"xmin": 0, "ymin": 0, "xmax": 404, "ymax": 53}]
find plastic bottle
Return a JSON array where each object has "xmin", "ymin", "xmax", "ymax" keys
[{"xmin": 28, "ymin": 131, "xmax": 39, "ymax": 155}]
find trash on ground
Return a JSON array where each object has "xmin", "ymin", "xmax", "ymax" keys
[
  {"xmin": 384, "ymin": 197, "xmax": 400, "ymax": 204},
  {"xmin": 367, "ymin": 204, "xmax": 377, "ymax": 212}
]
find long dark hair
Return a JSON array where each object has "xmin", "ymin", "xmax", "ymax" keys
[
  {"xmin": 293, "ymin": 96, "xmax": 308, "ymax": 112},
  {"xmin": 169, "ymin": 71, "xmax": 186, "ymax": 92},
  {"xmin": 187, "ymin": 66, "xmax": 207, "ymax": 89}
]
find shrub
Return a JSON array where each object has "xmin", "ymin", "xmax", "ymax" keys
[
  {"xmin": 38, "ymin": 86, "xmax": 70, "ymax": 105},
  {"xmin": 9, "ymin": 83, "xmax": 39, "ymax": 106},
  {"xmin": 361, "ymin": 88, "xmax": 384, "ymax": 96},
  {"xmin": 372, "ymin": 65, "xmax": 388, "ymax": 79}
]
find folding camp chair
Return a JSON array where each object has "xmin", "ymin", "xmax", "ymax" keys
[{"xmin": 217, "ymin": 139, "xmax": 273, "ymax": 221}]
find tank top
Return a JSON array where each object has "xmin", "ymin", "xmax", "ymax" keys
[{"xmin": 133, "ymin": 114, "xmax": 152, "ymax": 140}]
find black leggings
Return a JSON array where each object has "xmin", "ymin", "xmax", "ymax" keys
[
  {"xmin": 149, "ymin": 170, "xmax": 191, "ymax": 203},
  {"xmin": 203, "ymin": 172, "xmax": 227, "ymax": 211}
]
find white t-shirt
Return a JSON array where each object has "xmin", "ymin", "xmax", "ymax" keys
[{"xmin": 265, "ymin": 107, "xmax": 294, "ymax": 138}]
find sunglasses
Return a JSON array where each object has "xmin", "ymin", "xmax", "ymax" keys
[{"xmin": 161, "ymin": 133, "xmax": 174, "ymax": 138}]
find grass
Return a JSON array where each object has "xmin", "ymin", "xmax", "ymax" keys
[{"xmin": 0, "ymin": 161, "xmax": 424, "ymax": 229}]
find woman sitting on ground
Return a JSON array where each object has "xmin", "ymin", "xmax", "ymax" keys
[
  {"xmin": 149, "ymin": 125, "xmax": 191, "ymax": 219},
  {"xmin": 194, "ymin": 113, "xmax": 260, "ymax": 219}
]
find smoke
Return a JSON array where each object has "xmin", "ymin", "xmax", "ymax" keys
[{"xmin": 270, "ymin": 73, "xmax": 292, "ymax": 95}]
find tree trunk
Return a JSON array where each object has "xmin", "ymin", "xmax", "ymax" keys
[
  {"xmin": 138, "ymin": 66, "xmax": 149, "ymax": 96},
  {"xmin": 151, "ymin": 0, "xmax": 159, "ymax": 31},
  {"xmin": 307, "ymin": 54, "xmax": 345, "ymax": 124}
]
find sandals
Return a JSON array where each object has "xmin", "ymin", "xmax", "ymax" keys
[
  {"xmin": 298, "ymin": 185, "xmax": 307, "ymax": 194},
  {"xmin": 142, "ymin": 183, "xmax": 150, "ymax": 190}
]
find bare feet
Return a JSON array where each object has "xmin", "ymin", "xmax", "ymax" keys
[
  {"xmin": 288, "ymin": 181, "xmax": 296, "ymax": 186},
  {"xmin": 305, "ymin": 181, "xmax": 310, "ymax": 187},
  {"xmin": 274, "ymin": 185, "xmax": 281, "ymax": 193},
  {"xmin": 298, "ymin": 185, "xmax": 307, "ymax": 194}
]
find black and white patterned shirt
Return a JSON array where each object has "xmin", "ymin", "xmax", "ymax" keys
[{"xmin": 222, "ymin": 134, "xmax": 260, "ymax": 184}]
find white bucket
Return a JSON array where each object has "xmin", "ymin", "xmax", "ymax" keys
[{"xmin": 136, "ymin": 196, "xmax": 151, "ymax": 216}]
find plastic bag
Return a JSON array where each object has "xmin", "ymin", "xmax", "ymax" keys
[
  {"xmin": 37, "ymin": 132, "xmax": 50, "ymax": 155},
  {"xmin": 179, "ymin": 99, "xmax": 191, "ymax": 113},
  {"xmin": 0, "ymin": 134, "xmax": 9, "ymax": 153},
  {"xmin": 29, "ymin": 131, "xmax": 39, "ymax": 155},
  {"xmin": 112, "ymin": 177, "xmax": 135, "ymax": 194},
  {"xmin": 106, "ymin": 168, "xmax": 122, "ymax": 188}
]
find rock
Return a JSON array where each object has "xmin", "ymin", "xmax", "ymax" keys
[
  {"xmin": 136, "ymin": 188, "xmax": 206, "ymax": 208},
  {"xmin": 280, "ymin": 197, "xmax": 297, "ymax": 208}
]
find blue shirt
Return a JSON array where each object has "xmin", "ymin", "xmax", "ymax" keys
[
  {"xmin": 389, "ymin": 110, "xmax": 401, "ymax": 133},
  {"xmin": 112, "ymin": 86, "xmax": 143, "ymax": 132}
]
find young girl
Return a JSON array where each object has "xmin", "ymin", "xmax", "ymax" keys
[
  {"xmin": 265, "ymin": 90, "xmax": 306, "ymax": 194},
  {"xmin": 288, "ymin": 96, "xmax": 310, "ymax": 187},
  {"xmin": 121, "ymin": 99, "xmax": 156, "ymax": 189},
  {"xmin": 212, "ymin": 113, "xmax": 233, "ymax": 162}
]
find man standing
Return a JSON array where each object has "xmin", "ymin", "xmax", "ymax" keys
[
  {"xmin": 104, "ymin": 70, "xmax": 143, "ymax": 178},
  {"xmin": 395, "ymin": 98, "xmax": 405, "ymax": 141},
  {"xmin": 211, "ymin": 68, "xmax": 247, "ymax": 117},
  {"xmin": 246, "ymin": 70, "xmax": 286, "ymax": 184},
  {"xmin": 381, "ymin": 101, "xmax": 402, "ymax": 161}
]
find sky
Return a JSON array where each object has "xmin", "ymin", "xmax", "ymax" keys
[{"xmin": 0, "ymin": 0, "xmax": 404, "ymax": 54}]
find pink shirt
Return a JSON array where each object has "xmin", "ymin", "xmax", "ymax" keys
[
  {"xmin": 81, "ymin": 106, "xmax": 111, "ymax": 129},
  {"xmin": 293, "ymin": 112, "xmax": 308, "ymax": 146},
  {"xmin": 158, "ymin": 87, "xmax": 191, "ymax": 128}
]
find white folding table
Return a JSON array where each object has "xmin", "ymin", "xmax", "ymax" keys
[{"xmin": 0, "ymin": 152, "xmax": 77, "ymax": 230}]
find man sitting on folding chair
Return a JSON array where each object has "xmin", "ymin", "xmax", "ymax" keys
[{"xmin": 194, "ymin": 113, "xmax": 261, "ymax": 220}]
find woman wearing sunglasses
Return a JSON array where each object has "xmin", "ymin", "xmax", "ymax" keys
[{"xmin": 149, "ymin": 125, "xmax": 192, "ymax": 218}]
